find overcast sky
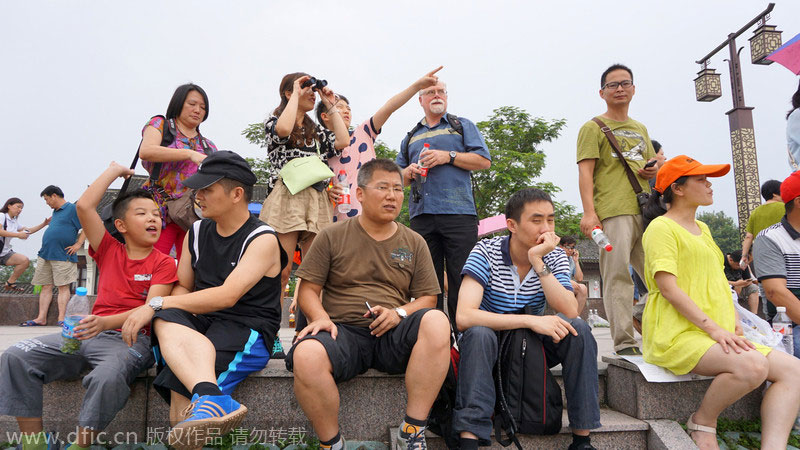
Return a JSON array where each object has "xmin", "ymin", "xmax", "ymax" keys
[{"xmin": 2, "ymin": 1, "xmax": 798, "ymax": 258}]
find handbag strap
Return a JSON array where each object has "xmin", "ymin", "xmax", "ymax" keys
[
  {"xmin": 150, "ymin": 118, "xmax": 213, "ymax": 184},
  {"xmin": 591, "ymin": 117, "xmax": 643, "ymax": 195}
]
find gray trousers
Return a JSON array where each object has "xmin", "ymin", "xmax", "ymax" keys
[{"xmin": 0, "ymin": 331, "xmax": 154, "ymax": 430}]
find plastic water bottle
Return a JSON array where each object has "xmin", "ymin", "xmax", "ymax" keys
[
  {"xmin": 336, "ymin": 170, "xmax": 351, "ymax": 214},
  {"xmin": 419, "ymin": 143, "xmax": 430, "ymax": 183},
  {"xmin": 773, "ymin": 306, "xmax": 794, "ymax": 355},
  {"xmin": 591, "ymin": 226, "xmax": 613, "ymax": 252},
  {"xmin": 61, "ymin": 287, "xmax": 90, "ymax": 354},
  {"xmin": 587, "ymin": 309, "xmax": 597, "ymax": 328}
]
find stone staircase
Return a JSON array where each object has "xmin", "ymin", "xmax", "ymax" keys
[{"xmin": 0, "ymin": 295, "xmax": 739, "ymax": 448}]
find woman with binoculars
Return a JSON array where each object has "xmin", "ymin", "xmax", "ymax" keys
[{"xmin": 259, "ymin": 73, "xmax": 349, "ymax": 314}]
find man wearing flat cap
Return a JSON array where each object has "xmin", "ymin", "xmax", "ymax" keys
[{"xmin": 122, "ymin": 151, "xmax": 288, "ymax": 449}]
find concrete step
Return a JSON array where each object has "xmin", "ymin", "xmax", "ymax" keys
[
  {"xmin": 603, "ymin": 355, "xmax": 762, "ymax": 422},
  {"xmin": 394, "ymin": 408, "xmax": 654, "ymax": 449},
  {"xmin": 0, "ymin": 291, "xmax": 65, "ymax": 326},
  {"xmin": 0, "ymin": 354, "xmax": 608, "ymax": 444}
]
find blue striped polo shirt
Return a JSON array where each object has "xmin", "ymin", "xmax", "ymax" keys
[{"xmin": 461, "ymin": 235, "xmax": 573, "ymax": 315}]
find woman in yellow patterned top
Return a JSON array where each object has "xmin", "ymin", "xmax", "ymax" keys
[{"xmin": 641, "ymin": 155, "xmax": 800, "ymax": 449}]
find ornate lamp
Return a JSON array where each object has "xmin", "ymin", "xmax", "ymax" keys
[
  {"xmin": 694, "ymin": 66, "xmax": 722, "ymax": 102},
  {"xmin": 749, "ymin": 22, "xmax": 782, "ymax": 65}
]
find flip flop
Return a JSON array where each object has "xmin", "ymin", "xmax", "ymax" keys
[
  {"xmin": 57, "ymin": 321, "xmax": 64, "ymax": 327},
  {"xmin": 19, "ymin": 320, "xmax": 44, "ymax": 327},
  {"xmin": 4, "ymin": 281, "xmax": 24, "ymax": 292}
]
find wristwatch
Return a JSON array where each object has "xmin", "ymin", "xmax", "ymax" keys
[
  {"xmin": 449, "ymin": 151, "xmax": 457, "ymax": 164},
  {"xmin": 534, "ymin": 264, "xmax": 552, "ymax": 278},
  {"xmin": 395, "ymin": 307, "xmax": 408, "ymax": 320},
  {"xmin": 148, "ymin": 296, "xmax": 164, "ymax": 312}
]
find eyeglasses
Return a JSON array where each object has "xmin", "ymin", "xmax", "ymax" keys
[
  {"xmin": 603, "ymin": 80, "xmax": 633, "ymax": 90},
  {"xmin": 421, "ymin": 89, "xmax": 447, "ymax": 97},
  {"xmin": 363, "ymin": 185, "xmax": 404, "ymax": 194}
]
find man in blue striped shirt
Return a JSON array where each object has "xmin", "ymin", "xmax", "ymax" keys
[{"xmin": 452, "ymin": 188, "xmax": 600, "ymax": 450}]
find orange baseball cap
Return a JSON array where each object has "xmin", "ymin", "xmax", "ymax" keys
[{"xmin": 653, "ymin": 155, "xmax": 730, "ymax": 194}]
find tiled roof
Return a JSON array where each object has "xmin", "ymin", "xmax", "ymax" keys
[{"xmin": 577, "ymin": 239, "xmax": 600, "ymax": 263}]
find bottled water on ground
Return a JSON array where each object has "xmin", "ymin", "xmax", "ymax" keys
[{"xmin": 61, "ymin": 287, "xmax": 90, "ymax": 354}]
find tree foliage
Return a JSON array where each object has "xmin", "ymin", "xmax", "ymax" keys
[
  {"xmin": 474, "ymin": 107, "xmax": 577, "ymax": 236},
  {"xmin": 696, "ymin": 210, "xmax": 741, "ymax": 255}
]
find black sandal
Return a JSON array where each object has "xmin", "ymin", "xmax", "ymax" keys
[{"xmin": 4, "ymin": 281, "xmax": 24, "ymax": 292}]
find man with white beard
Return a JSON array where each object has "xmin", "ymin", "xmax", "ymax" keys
[{"xmin": 397, "ymin": 80, "xmax": 491, "ymax": 327}]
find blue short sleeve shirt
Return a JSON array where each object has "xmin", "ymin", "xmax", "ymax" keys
[
  {"xmin": 396, "ymin": 115, "xmax": 490, "ymax": 218},
  {"xmin": 38, "ymin": 202, "xmax": 82, "ymax": 262}
]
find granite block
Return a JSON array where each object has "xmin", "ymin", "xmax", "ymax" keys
[
  {"xmin": 646, "ymin": 419, "xmax": 698, "ymax": 450},
  {"xmin": 0, "ymin": 377, "xmax": 148, "ymax": 444},
  {"xmin": 605, "ymin": 362, "xmax": 762, "ymax": 421}
]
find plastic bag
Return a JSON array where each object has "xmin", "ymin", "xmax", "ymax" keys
[{"xmin": 734, "ymin": 300, "xmax": 785, "ymax": 352}]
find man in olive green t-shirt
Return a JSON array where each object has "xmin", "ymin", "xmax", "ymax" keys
[
  {"xmin": 576, "ymin": 64, "xmax": 658, "ymax": 355},
  {"xmin": 741, "ymin": 179, "xmax": 784, "ymax": 320},
  {"xmin": 285, "ymin": 159, "xmax": 449, "ymax": 450},
  {"xmin": 741, "ymin": 180, "xmax": 784, "ymax": 267}
]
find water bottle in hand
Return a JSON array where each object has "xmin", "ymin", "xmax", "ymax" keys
[
  {"xmin": 773, "ymin": 306, "xmax": 794, "ymax": 355},
  {"xmin": 61, "ymin": 287, "xmax": 90, "ymax": 354},
  {"xmin": 419, "ymin": 143, "xmax": 430, "ymax": 184},
  {"xmin": 591, "ymin": 226, "xmax": 613, "ymax": 252},
  {"xmin": 336, "ymin": 170, "xmax": 351, "ymax": 214}
]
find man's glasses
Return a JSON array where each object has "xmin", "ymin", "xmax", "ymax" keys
[
  {"xmin": 421, "ymin": 89, "xmax": 447, "ymax": 97},
  {"xmin": 363, "ymin": 185, "xmax": 404, "ymax": 194},
  {"xmin": 603, "ymin": 80, "xmax": 633, "ymax": 90}
]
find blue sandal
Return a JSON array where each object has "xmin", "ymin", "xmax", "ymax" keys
[{"xmin": 19, "ymin": 320, "xmax": 44, "ymax": 327}]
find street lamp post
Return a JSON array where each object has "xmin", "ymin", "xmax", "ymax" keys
[{"xmin": 694, "ymin": 3, "xmax": 782, "ymax": 239}]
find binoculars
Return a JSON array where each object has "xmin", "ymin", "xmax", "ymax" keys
[{"xmin": 302, "ymin": 77, "xmax": 328, "ymax": 91}]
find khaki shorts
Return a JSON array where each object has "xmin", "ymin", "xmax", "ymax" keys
[
  {"xmin": 31, "ymin": 257, "xmax": 78, "ymax": 287},
  {"xmin": 259, "ymin": 178, "xmax": 333, "ymax": 243}
]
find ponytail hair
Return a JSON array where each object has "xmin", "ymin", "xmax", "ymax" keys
[{"xmin": 642, "ymin": 176, "xmax": 689, "ymax": 228}]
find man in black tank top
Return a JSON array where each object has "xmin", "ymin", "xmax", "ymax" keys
[{"xmin": 121, "ymin": 151, "xmax": 286, "ymax": 450}]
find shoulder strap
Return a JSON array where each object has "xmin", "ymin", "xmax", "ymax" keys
[
  {"xmin": 591, "ymin": 117, "xmax": 642, "ymax": 195},
  {"xmin": 401, "ymin": 119, "xmax": 427, "ymax": 163},
  {"xmin": 149, "ymin": 117, "xmax": 179, "ymax": 184},
  {"xmin": 446, "ymin": 113, "xmax": 464, "ymax": 137}
]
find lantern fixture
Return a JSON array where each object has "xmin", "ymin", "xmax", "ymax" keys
[
  {"xmin": 749, "ymin": 22, "xmax": 782, "ymax": 65},
  {"xmin": 694, "ymin": 67, "xmax": 722, "ymax": 102}
]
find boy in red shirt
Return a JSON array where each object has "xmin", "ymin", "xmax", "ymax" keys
[{"xmin": 0, "ymin": 162, "xmax": 178, "ymax": 450}]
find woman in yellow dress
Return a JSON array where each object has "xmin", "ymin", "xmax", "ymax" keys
[{"xmin": 641, "ymin": 155, "xmax": 800, "ymax": 449}]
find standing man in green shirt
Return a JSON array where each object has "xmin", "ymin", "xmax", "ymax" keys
[
  {"xmin": 741, "ymin": 179, "xmax": 784, "ymax": 321},
  {"xmin": 576, "ymin": 64, "xmax": 658, "ymax": 355},
  {"xmin": 741, "ymin": 180, "xmax": 784, "ymax": 266}
]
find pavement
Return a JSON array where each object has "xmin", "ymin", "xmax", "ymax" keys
[{"xmin": 0, "ymin": 323, "xmax": 630, "ymax": 364}]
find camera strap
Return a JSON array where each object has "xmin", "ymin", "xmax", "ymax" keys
[{"xmin": 591, "ymin": 117, "xmax": 644, "ymax": 196}]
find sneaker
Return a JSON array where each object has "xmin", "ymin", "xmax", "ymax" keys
[
  {"xmin": 167, "ymin": 393, "xmax": 248, "ymax": 450},
  {"xmin": 396, "ymin": 425, "xmax": 427, "ymax": 450},
  {"xmin": 272, "ymin": 337, "xmax": 286, "ymax": 359},
  {"xmin": 616, "ymin": 347, "xmax": 642, "ymax": 356},
  {"xmin": 319, "ymin": 437, "xmax": 346, "ymax": 449}
]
